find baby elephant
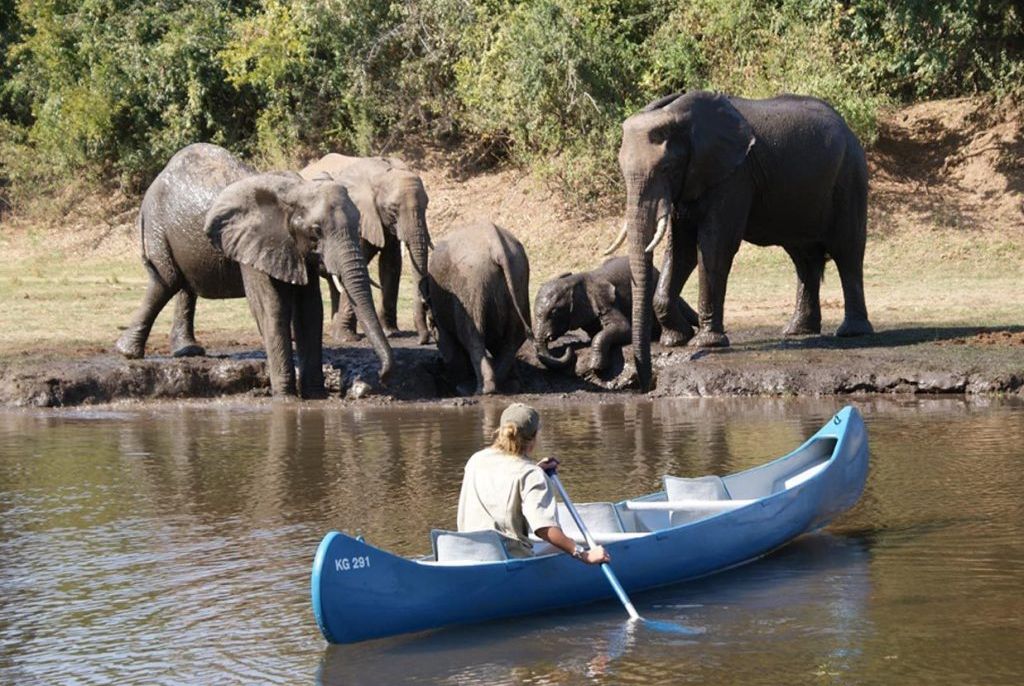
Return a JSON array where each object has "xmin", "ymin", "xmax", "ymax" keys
[
  {"xmin": 428, "ymin": 220, "xmax": 532, "ymax": 395},
  {"xmin": 534, "ymin": 256, "xmax": 698, "ymax": 373}
]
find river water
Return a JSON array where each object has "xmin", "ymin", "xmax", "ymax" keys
[{"xmin": 1, "ymin": 397, "xmax": 1021, "ymax": 685}]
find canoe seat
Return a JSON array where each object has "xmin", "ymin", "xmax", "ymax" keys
[
  {"xmin": 663, "ymin": 475, "xmax": 731, "ymax": 500},
  {"xmin": 556, "ymin": 502, "xmax": 626, "ymax": 543},
  {"xmin": 431, "ymin": 529, "xmax": 510, "ymax": 563},
  {"xmin": 777, "ymin": 459, "xmax": 829, "ymax": 491},
  {"xmin": 663, "ymin": 475, "xmax": 732, "ymax": 526}
]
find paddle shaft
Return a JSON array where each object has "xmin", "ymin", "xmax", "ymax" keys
[{"xmin": 549, "ymin": 473, "xmax": 641, "ymax": 622}]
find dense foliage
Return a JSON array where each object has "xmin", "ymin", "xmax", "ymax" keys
[{"xmin": 1, "ymin": 0, "xmax": 1021, "ymax": 208}]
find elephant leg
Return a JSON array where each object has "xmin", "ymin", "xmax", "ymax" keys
[
  {"xmin": 456, "ymin": 307, "xmax": 496, "ymax": 395},
  {"xmin": 654, "ymin": 212, "xmax": 698, "ymax": 347},
  {"xmin": 491, "ymin": 326, "xmax": 524, "ymax": 389},
  {"xmin": 241, "ymin": 265, "xmax": 296, "ymax": 397},
  {"xmin": 435, "ymin": 323, "xmax": 473, "ymax": 394},
  {"xmin": 782, "ymin": 245, "xmax": 825, "ymax": 336},
  {"xmin": 168, "ymin": 289, "xmax": 206, "ymax": 357},
  {"xmin": 691, "ymin": 194, "xmax": 749, "ymax": 349},
  {"xmin": 115, "ymin": 268, "xmax": 180, "ymax": 359},
  {"xmin": 332, "ymin": 288, "xmax": 360, "ymax": 342},
  {"xmin": 377, "ymin": 237, "xmax": 401, "ymax": 336},
  {"xmin": 831, "ymin": 242, "xmax": 874, "ymax": 337},
  {"xmin": 412, "ymin": 286, "xmax": 430, "ymax": 345},
  {"xmin": 590, "ymin": 311, "xmax": 631, "ymax": 371},
  {"xmin": 292, "ymin": 266, "xmax": 325, "ymax": 398}
]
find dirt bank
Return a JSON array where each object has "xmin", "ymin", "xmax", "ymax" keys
[{"xmin": 3, "ymin": 325, "xmax": 1021, "ymax": 407}]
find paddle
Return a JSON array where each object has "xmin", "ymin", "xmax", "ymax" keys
[
  {"xmin": 548, "ymin": 470, "xmax": 702, "ymax": 636},
  {"xmin": 549, "ymin": 472, "xmax": 641, "ymax": 621}
]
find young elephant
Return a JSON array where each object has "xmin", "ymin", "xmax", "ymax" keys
[
  {"xmin": 428, "ymin": 221, "xmax": 531, "ymax": 395},
  {"xmin": 114, "ymin": 143, "xmax": 393, "ymax": 397},
  {"xmin": 300, "ymin": 154, "xmax": 431, "ymax": 344},
  {"xmin": 533, "ymin": 256, "xmax": 699, "ymax": 373}
]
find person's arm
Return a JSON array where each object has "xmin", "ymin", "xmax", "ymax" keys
[{"xmin": 535, "ymin": 525, "xmax": 610, "ymax": 565}]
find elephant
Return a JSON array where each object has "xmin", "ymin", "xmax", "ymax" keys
[
  {"xmin": 533, "ymin": 256, "xmax": 699, "ymax": 373},
  {"xmin": 427, "ymin": 220, "xmax": 532, "ymax": 395},
  {"xmin": 114, "ymin": 143, "xmax": 393, "ymax": 397},
  {"xmin": 611, "ymin": 91, "xmax": 874, "ymax": 389},
  {"xmin": 300, "ymin": 154, "xmax": 431, "ymax": 344}
]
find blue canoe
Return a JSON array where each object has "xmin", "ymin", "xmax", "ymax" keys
[{"xmin": 311, "ymin": 405, "xmax": 869, "ymax": 644}]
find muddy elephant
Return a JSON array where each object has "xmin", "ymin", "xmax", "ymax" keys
[
  {"xmin": 611, "ymin": 91, "xmax": 874, "ymax": 389},
  {"xmin": 427, "ymin": 220, "xmax": 531, "ymax": 395},
  {"xmin": 300, "ymin": 154, "xmax": 431, "ymax": 344},
  {"xmin": 114, "ymin": 143, "xmax": 393, "ymax": 397},
  {"xmin": 534, "ymin": 256, "xmax": 699, "ymax": 373}
]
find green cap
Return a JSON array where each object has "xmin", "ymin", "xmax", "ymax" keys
[{"xmin": 499, "ymin": 403, "xmax": 540, "ymax": 439}]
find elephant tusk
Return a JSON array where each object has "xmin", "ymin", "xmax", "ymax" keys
[
  {"xmin": 331, "ymin": 274, "xmax": 348, "ymax": 297},
  {"xmin": 402, "ymin": 239, "xmax": 426, "ymax": 278},
  {"xmin": 601, "ymin": 220, "xmax": 628, "ymax": 256},
  {"xmin": 645, "ymin": 214, "xmax": 670, "ymax": 253},
  {"xmin": 332, "ymin": 273, "xmax": 380, "ymax": 293}
]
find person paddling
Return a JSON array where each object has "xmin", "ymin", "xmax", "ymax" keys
[{"xmin": 457, "ymin": 402, "xmax": 610, "ymax": 564}]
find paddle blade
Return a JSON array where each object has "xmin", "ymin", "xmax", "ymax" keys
[{"xmin": 640, "ymin": 618, "xmax": 704, "ymax": 636}]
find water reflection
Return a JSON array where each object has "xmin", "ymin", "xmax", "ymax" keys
[{"xmin": 1, "ymin": 396, "xmax": 1022, "ymax": 684}]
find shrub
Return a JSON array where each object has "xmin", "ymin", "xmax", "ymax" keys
[{"xmin": 0, "ymin": 0, "xmax": 1020, "ymax": 213}]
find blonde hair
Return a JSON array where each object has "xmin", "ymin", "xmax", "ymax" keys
[{"xmin": 491, "ymin": 422, "xmax": 531, "ymax": 456}]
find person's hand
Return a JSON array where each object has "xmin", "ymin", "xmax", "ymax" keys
[
  {"xmin": 583, "ymin": 545, "xmax": 609, "ymax": 565},
  {"xmin": 536, "ymin": 457, "xmax": 560, "ymax": 475}
]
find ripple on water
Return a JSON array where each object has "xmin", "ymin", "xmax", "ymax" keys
[{"xmin": 2, "ymin": 398, "xmax": 1023, "ymax": 684}]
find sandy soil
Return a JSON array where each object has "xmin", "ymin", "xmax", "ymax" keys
[{"xmin": 1, "ymin": 97, "xmax": 1021, "ymax": 406}]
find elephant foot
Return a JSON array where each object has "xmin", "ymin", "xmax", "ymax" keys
[
  {"xmin": 836, "ymin": 317, "xmax": 874, "ymax": 337},
  {"xmin": 171, "ymin": 343, "xmax": 206, "ymax": 358},
  {"xmin": 453, "ymin": 380, "xmax": 478, "ymax": 396},
  {"xmin": 301, "ymin": 385, "xmax": 328, "ymax": 400},
  {"xmin": 782, "ymin": 318, "xmax": 821, "ymax": 336},
  {"xmin": 659, "ymin": 326, "xmax": 695, "ymax": 347},
  {"xmin": 689, "ymin": 330, "xmax": 731, "ymax": 349},
  {"xmin": 384, "ymin": 327, "xmax": 401, "ymax": 339},
  {"xmin": 608, "ymin": 362, "xmax": 639, "ymax": 391},
  {"xmin": 333, "ymin": 327, "xmax": 362, "ymax": 343},
  {"xmin": 417, "ymin": 332, "xmax": 431, "ymax": 345},
  {"xmin": 115, "ymin": 332, "xmax": 145, "ymax": 359}
]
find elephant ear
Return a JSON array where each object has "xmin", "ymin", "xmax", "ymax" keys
[
  {"xmin": 682, "ymin": 94, "xmax": 755, "ymax": 202},
  {"xmin": 643, "ymin": 91, "xmax": 685, "ymax": 112},
  {"xmin": 344, "ymin": 179, "xmax": 386, "ymax": 248},
  {"xmin": 205, "ymin": 174, "xmax": 309, "ymax": 285},
  {"xmin": 590, "ymin": 280, "xmax": 617, "ymax": 317}
]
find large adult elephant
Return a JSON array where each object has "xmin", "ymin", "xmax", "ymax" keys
[
  {"xmin": 300, "ymin": 154, "xmax": 431, "ymax": 344},
  {"xmin": 428, "ymin": 220, "xmax": 531, "ymax": 396},
  {"xmin": 611, "ymin": 91, "xmax": 874, "ymax": 389},
  {"xmin": 114, "ymin": 143, "xmax": 393, "ymax": 397}
]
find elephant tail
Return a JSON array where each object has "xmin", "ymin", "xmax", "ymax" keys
[{"xmin": 492, "ymin": 230, "xmax": 533, "ymax": 339}]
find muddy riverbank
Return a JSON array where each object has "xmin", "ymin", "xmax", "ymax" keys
[{"xmin": 3, "ymin": 326, "xmax": 1021, "ymax": 407}]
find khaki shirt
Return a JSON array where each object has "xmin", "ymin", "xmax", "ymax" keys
[{"xmin": 457, "ymin": 447, "xmax": 559, "ymax": 557}]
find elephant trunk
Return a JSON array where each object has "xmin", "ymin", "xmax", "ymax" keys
[
  {"xmin": 625, "ymin": 187, "xmax": 671, "ymax": 391},
  {"xmin": 536, "ymin": 336, "xmax": 574, "ymax": 370},
  {"xmin": 324, "ymin": 242, "xmax": 394, "ymax": 382},
  {"xmin": 397, "ymin": 196, "xmax": 431, "ymax": 344}
]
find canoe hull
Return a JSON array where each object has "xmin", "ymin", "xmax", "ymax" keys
[{"xmin": 312, "ymin": 406, "xmax": 869, "ymax": 644}]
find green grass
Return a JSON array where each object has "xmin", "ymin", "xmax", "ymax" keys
[{"xmin": 2, "ymin": 225, "xmax": 1020, "ymax": 367}]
